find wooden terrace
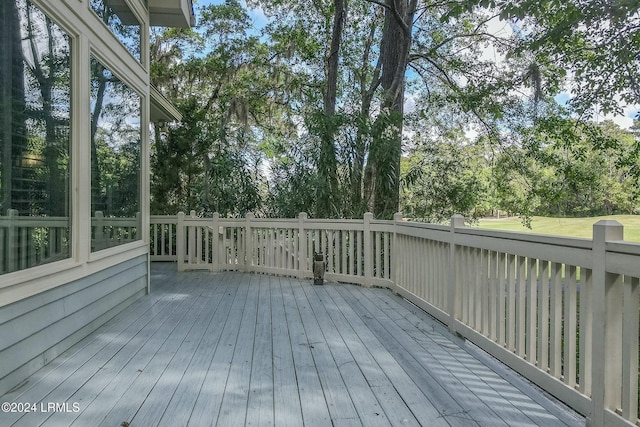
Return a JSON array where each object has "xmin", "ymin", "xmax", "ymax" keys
[{"xmin": 0, "ymin": 263, "xmax": 583, "ymax": 427}]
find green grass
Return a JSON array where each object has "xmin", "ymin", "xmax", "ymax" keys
[{"xmin": 474, "ymin": 215, "xmax": 640, "ymax": 242}]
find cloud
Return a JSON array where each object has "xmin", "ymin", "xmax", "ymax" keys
[{"xmin": 600, "ymin": 105, "xmax": 638, "ymax": 129}]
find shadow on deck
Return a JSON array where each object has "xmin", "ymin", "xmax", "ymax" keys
[{"xmin": 0, "ymin": 263, "xmax": 584, "ymax": 427}]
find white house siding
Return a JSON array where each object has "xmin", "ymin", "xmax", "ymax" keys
[{"xmin": 0, "ymin": 254, "xmax": 147, "ymax": 396}]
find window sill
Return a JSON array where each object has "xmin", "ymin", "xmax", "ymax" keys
[{"xmin": 0, "ymin": 242, "xmax": 148, "ymax": 308}]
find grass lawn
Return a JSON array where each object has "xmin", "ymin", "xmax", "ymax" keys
[{"xmin": 474, "ymin": 215, "xmax": 640, "ymax": 242}]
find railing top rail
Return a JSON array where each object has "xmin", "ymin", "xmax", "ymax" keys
[
  {"xmin": 0, "ymin": 216, "xmax": 69, "ymax": 225},
  {"xmin": 606, "ymin": 240, "xmax": 640, "ymax": 256},
  {"xmin": 395, "ymin": 221, "xmax": 450, "ymax": 232},
  {"xmin": 150, "ymin": 215, "xmax": 179, "ymax": 220},
  {"xmin": 369, "ymin": 219, "xmax": 394, "ymax": 225},
  {"xmin": 303, "ymin": 218, "xmax": 364, "ymax": 224},
  {"xmin": 240, "ymin": 218, "xmax": 299, "ymax": 227},
  {"xmin": 456, "ymin": 226, "xmax": 593, "ymax": 250}
]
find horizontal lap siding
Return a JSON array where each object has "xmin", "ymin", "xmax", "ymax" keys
[{"xmin": 0, "ymin": 256, "xmax": 148, "ymax": 396}]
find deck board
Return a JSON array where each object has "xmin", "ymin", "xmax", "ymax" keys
[
  {"xmin": 270, "ymin": 276, "xmax": 304, "ymax": 427},
  {"xmin": 246, "ymin": 274, "xmax": 275, "ymax": 427},
  {"xmin": 317, "ymin": 286, "xmax": 422, "ymax": 427},
  {"xmin": 13, "ymin": 272, "xmax": 207, "ymax": 427},
  {"xmin": 279, "ymin": 277, "xmax": 333, "ymax": 427},
  {"xmin": 93, "ymin": 272, "xmax": 232, "ymax": 427},
  {"xmin": 301, "ymin": 283, "xmax": 392, "ymax": 427},
  {"xmin": 292, "ymin": 279, "xmax": 362, "ymax": 427},
  {"xmin": 0, "ymin": 263, "xmax": 584, "ymax": 427},
  {"xmin": 216, "ymin": 273, "xmax": 260, "ymax": 427}
]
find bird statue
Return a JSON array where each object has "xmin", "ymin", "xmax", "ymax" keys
[{"xmin": 313, "ymin": 252, "xmax": 326, "ymax": 285}]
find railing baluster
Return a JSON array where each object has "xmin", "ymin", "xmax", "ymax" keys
[
  {"xmin": 497, "ymin": 252, "xmax": 506, "ymax": 346},
  {"xmin": 526, "ymin": 257, "xmax": 538, "ymax": 364},
  {"xmin": 344, "ymin": 229, "xmax": 349, "ymax": 275},
  {"xmin": 538, "ymin": 260, "xmax": 550, "ymax": 371},
  {"xmin": 328, "ymin": 229, "xmax": 334, "ymax": 274},
  {"xmin": 415, "ymin": 237, "xmax": 421, "ymax": 296},
  {"xmin": 550, "ymin": 261, "xmax": 562, "ymax": 378},
  {"xmin": 564, "ymin": 265, "xmax": 578, "ymax": 387},
  {"xmin": 463, "ymin": 246, "xmax": 471, "ymax": 326},
  {"xmin": 383, "ymin": 232, "xmax": 390, "ymax": 280},
  {"xmin": 196, "ymin": 223, "xmax": 202, "ymax": 264},
  {"xmin": 516, "ymin": 255, "xmax": 526, "ymax": 358},
  {"xmin": 474, "ymin": 248, "xmax": 482, "ymax": 330},
  {"xmin": 489, "ymin": 250, "xmax": 498, "ymax": 341},
  {"xmin": 579, "ymin": 268, "xmax": 592, "ymax": 395},
  {"xmin": 430, "ymin": 240, "xmax": 435, "ymax": 305},
  {"xmin": 621, "ymin": 276, "xmax": 639, "ymax": 422},
  {"xmin": 481, "ymin": 248, "xmax": 489, "ymax": 336},
  {"xmin": 506, "ymin": 253, "xmax": 516, "ymax": 352}
]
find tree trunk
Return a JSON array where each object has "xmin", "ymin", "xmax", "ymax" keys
[
  {"xmin": 366, "ymin": 0, "xmax": 416, "ymax": 219},
  {"xmin": 316, "ymin": 0, "xmax": 346, "ymax": 218},
  {"xmin": 90, "ymin": 61, "xmax": 108, "ymax": 214},
  {"xmin": 351, "ymin": 15, "xmax": 380, "ymax": 217}
]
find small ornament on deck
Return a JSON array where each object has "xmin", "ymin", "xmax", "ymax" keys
[{"xmin": 313, "ymin": 252, "xmax": 326, "ymax": 285}]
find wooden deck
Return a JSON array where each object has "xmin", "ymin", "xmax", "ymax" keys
[{"xmin": 0, "ymin": 263, "xmax": 584, "ymax": 427}]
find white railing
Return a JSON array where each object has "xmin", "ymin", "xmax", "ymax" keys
[
  {"xmin": 0, "ymin": 209, "xmax": 69, "ymax": 274},
  {"xmin": 150, "ymin": 211, "xmax": 640, "ymax": 427},
  {"xmin": 150, "ymin": 211, "xmax": 393, "ymax": 287},
  {"xmin": 91, "ymin": 212, "xmax": 140, "ymax": 251},
  {"xmin": 0, "ymin": 210, "xmax": 140, "ymax": 274}
]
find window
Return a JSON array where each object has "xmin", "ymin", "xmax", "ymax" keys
[
  {"xmin": 90, "ymin": 57, "xmax": 141, "ymax": 251},
  {"xmin": 0, "ymin": 0, "xmax": 72, "ymax": 275},
  {"xmin": 90, "ymin": 0, "xmax": 141, "ymax": 62}
]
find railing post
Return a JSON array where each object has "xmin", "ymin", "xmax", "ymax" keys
[
  {"xmin": 135, "ymin": 211, "xmax": 141, "ymax": 240},
  {"xmin": 176, "ymin": 212, "xmax": 185, "ymax": 272},
  {"xmin": 448, "ymin": 215, "xmax": 465, "ymax": 335},
  {"xmin": 94, "ymin": 211, "xmax": 104, "ymax": 251},
  {"xmin": 298, "ymin": 212, "xmax": 307, "ymax": 279},
  {"xmin": 212, "ymin": 212, "xmax": 220, "ymax": 272},
  {"xmin": 6, "ymin": 209, "xmax": 19, "ymax": 273},
  {"xmin": 589, "ymin": 220, "xmax": 624, "ymax": 427},
  {"xmin": 245, "ymin": 212, "xmax": 254, "ymax": 273},
  {"xmin": 188, "ymin": 210, "xmax": 197, "ymax": 265},
  {"xmin": 363, "ymin": 212, "xmax": 373, "ymax": 287},
  {"xmin": 391, "ymin": 212, "xmax": 403, "ymax": 292}
]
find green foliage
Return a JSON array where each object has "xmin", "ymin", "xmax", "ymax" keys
[
  {"xmin": 265, "ymin": 141, "xmax": 319, "ymax": 218},
  {"xmin": 445, "ymin": 0, "xmax": 640, "ymax": 119},
  {"xmin": 401, "ymin": 140, "xmax": 491, "ymax": 223},
  {"xmin": 493, "ymin": 119, "xmax": 640, "ymax": 220},
  {"xmin": 147, "ymin": 0, "xmax": 640, "ymax": 223}
]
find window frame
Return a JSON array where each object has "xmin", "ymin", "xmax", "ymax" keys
[
  {"xmin": 88, "ymin": 54, "xmax": 143, "ymax": 253},
  {"xmin": 0, "ymin": 0, "xmax": 151, "ymax": 303},
  {"xmin": 0, "ymin": 0, "xmax": 74, "ymax": 276},
  {"xmin": 87, "ymin": 0, "xmax": 148, "ymax": 68}
]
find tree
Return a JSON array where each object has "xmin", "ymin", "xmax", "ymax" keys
[
  {"xmin": 149, "ymin": 0, "xmax": 640, "ymax": 222},
  {"xmin": 1, "ymin": 1, "xmax": 71, "ymax": 217},
  {"xmin": 315, "ymin": 0, "xmax": 346, "ymax": 218},
  {"xmin": 150, "ymin": 0, "xmax": 285, "ymax": 217},
  {"xmin": 492, "ymin": 118, "xmax": 639, "ymax": 218},
  {"xmin": 362, "ymin": 0, "xmax": 417, "ymax": 218},
  {"xmin": 402, "ymin": 136, "xmax": 491, "ymax": 222},
  {"xmin": 446, "ymin": 0, "xmax": 640, "ymax": 119}
]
